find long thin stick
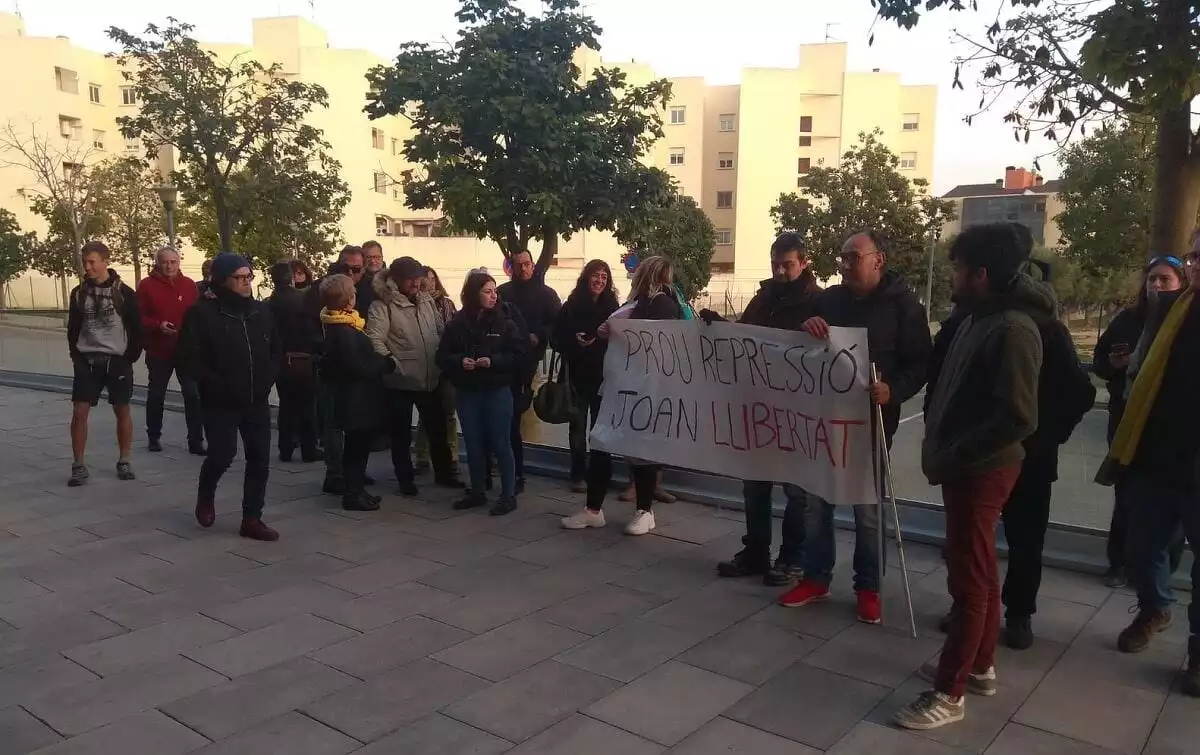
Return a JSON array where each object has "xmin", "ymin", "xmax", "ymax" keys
[{"xmin": 872, "ymin": 363, "xmax": 918, "ymax": 639}]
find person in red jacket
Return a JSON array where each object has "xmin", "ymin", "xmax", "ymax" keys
[{"xmin": 137, "ymin": 246, "xmax": 205, "ymax": 454}]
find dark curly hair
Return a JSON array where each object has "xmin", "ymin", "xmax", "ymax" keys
[{"xmin": 569, "ymin": 259, "xmax": 619, "ymax": 309}]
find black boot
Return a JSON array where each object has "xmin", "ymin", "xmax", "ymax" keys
[
  {"xmin": 342, "ymin": 490, "xmax": 380, "ymax": 512},
  {"xmin": 279, "ymin": 449, "xmax": 294, "ymax": 463},
  {"xmin": 454, "ymin": 491, "xmax": 487, "ymax": 511},
  {"xmin": 301, "ymin": 448, "xmax": 325, "ymax": 463},
  {"xmin": 1184, "ymin": 635, "xmax": 1200, "ymax": 698},
  {"xmin": 322, "ymin": 476, "xmax": 346, "ymax": 496},
  {"xmin": 148, "ymin": 437, "xmax": 163, "ymax": 453},
  {"xmin": 1003, "ymin": 615, "xmax": 1034, "ymax": 650},
  {"xmin": 490, "ymin": 495, "xmax": 518, "ymax": 517},
  {"xmin": 188, "ymin": 440, "xmax": 208, "ymax": 456}
]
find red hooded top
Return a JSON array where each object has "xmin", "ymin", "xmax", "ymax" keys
[{"xmin": 136, "ymin": 270, "xmax": 198, "ymax": 360}]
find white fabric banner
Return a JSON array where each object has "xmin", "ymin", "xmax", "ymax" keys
[{"xmin": 588, "ymin": 320, "xmax": 876, "ymax": 507}]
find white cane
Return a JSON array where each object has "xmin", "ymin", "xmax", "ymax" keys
[{"xmin": 872, "ymin": 363, "xmax": 918, "ymax": 639}]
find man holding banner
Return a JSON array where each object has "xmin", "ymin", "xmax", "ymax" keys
[
  {"xmin": 701, "ymin": 232, "xmax": 820, "ymax": 587},
  {"xmin": 778, "ymin": 231, "xmax": 932, "ymax": 625}
]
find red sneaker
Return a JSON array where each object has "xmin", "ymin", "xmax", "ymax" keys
[
  {"xmin": 195, "ymin": 497, "xmax": 216, "ymax": 529},
  {"xmin": 239, "ymin": 518, "xmax": 279, "ymax": 542},
  {"xmin": 857, "ymin": 589, "xmax": 882, "ymax": 625},
  {"xmin": 778, "ymin": 579, "xmax": 829, "ymax": 608}
]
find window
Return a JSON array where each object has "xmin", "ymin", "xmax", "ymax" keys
[
  {"xmin": 669, "ymin": 106, "xmax": 686, "ymax": 125},
  {"xmin": 902, "ymin": 113, "xmax": 920, "ymax": 131},
  {"xmin": 392, "ymin": 185, "xmax": 401, "ymax": 200},
  {"xmin": 1035, "ymin": 201, "xmax": 1046, "ymax": 213},
  {"xmin": 797, "ymin": 157, "xmax": 811, "ymax": 174},
  {"xmin": 58, "ymin": 115, "xmax": 82, "ymax": 141},
  {"xmin": 668, "ymin": 148, "xmax": 685, "ymax": 166},
  {"xmin": 92, "ymin": 130, "xmax": 105, "ymax": 150},
  {"xmin": 391, "ymin": 138, "xmax": 399, "ymax": 155},
  {"xmin": 716, "ymin": 191, "xmax": 733, "ymax": 209},
  {"xmin": 799, "ymin": 116, "xmax": 813, "ymax": 133},
  {"xmin": 123, "ymin": 135, "xmax": 139, "ymax": 154},
  {"xmin": 376, "ymin": 216, "xmax": 391, "ymax": 236},
  {"xmin": 718, "ymin": 114, "xmax": 735, "ymax": 132},
  {"xmin": 373, "ymin": 171, "xmax": 388, "ymax": 194},
  {"xmin": 120, "ymin": 86, "xmax": 137, "ymax": 106},
  {"xmin": 797, "ymin": 176, "xmax": 805, "ymax": 188},
  {"xmin": 371, "ymin": 128, "xmax": 385, "ymax": 150},
  {"xmin": 54, "ymin": 67, "xmax": 79, "ymax": 94},
  {"xmin": 62, "ymin": 162, "xmax": 82, "ymax": 180},
  {"xmin": 798, "ymin": 136, "xmax": 812, "ymax": 147},
  {"xmin": 88, "ymin": 84, "xmax": 101, "ymax": 104},
  {"xmin": 715, "ymin": 229, "xmax": 732, "ymax": 245},
  {"xmin": 718, "ymin": 153, "xmax": 734, "ymax": 170},
  {"xmin": 899, "ymin": 152, "xmax": 917, "ymax": 170}
]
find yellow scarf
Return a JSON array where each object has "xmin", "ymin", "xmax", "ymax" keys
[
  {"xmin": 1097, "ymin": 288, "xmax": 1194, "ymax": 484},
  {"xmin": 320, "ymin": 307, "xmax": 365, "ymax": 331}
]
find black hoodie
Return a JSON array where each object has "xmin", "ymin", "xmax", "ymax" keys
[{"xmin": 812, "ymin": 269, "xmax": 932, "ymax": 442}]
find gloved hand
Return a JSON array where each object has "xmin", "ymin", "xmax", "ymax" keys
[{"xmin": 698, "ymin": 309, "xmax": 725, "ymax": 325}]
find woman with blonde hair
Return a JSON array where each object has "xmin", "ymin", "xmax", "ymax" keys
[{"xmin": 561, "ymin": 255, "xmax": 683, "ymax": 536}]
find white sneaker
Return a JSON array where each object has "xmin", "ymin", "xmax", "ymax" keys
[
  {"xmin": 624, "ymin": 510, "xmax": 656, "ymax": 536},
  {"xmin": 562, "ymin": 508, "xmax": 607, "ymax": 530}
]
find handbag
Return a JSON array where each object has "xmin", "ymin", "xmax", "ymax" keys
[{"xmin": 533, "ymin": 352, "xmax": 579, "ymax": 424}]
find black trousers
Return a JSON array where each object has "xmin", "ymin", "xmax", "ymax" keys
[
  {"xmin": 586, "ymin": 451, "xmax": 660, "ymax": 513},
  {"xmin": 1107, "ymin": 479, "xmax": 1186, "ymax": 574},
  {"xmin": 198, "ymin": 402, "xmax": 271, "ymax": 520},
  {"xmin": 509, "ymin": 383, "xmax": 530, "ymax": 479},
  {"xmin": 567, "ymin": 382, "xmax": 603, "ymax": 481},
  {"xmin": 1001, "ymin": 468, "xmax": 1054, "ymax": 619},
  {"xmin": 342, "ymin": 428, "xmax": 374, "ymax": 496},
  {"xmin": 388, "ymin": 389, "xmax": 453, "ymax": 484},
  {"xmin": 146, "ymin": 356, "xmax": 204, "ymax": 444},
  {"xmin": 276, "ymin": 373, "xmax": 318, "ymax": 457}
]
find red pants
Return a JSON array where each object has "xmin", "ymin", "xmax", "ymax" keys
[{"xmin": 936, "ymin": 466, "xmax": 1021, "ymax": 697}]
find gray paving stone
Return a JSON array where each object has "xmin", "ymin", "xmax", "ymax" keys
[
  {"xmin": 159, "ymin": 657, "xmax": 358, "ymax": 740},
  {"xmin": 0, "ymin": 576, "xmax": 50, "ymax": 604},
  {"xmin": 422, "ymin": 578, "xmax": 586, "ymax": 635},
  {"xmin": 186, "ymin": 712, "xmax": 360, "ymax": 755},
  {"xmin": 585, "ymin": 661, "xmax": 752, "ymax": 746},
  {"xmin": 652, "ymin": 515, "xmax": 744, "ymax": 545},
  {"xmin": 312, "ymin": 615, "xmax": 472, "ymax": 678},
  {"xmin": 445, "ymin": 659, "xmax": 621, "ymax": 742},
  {"xmin": 434, "ymin": 617, "xmax": 588, "ymax": 682},
  {"xmin": 0, "ymin": 579, "xmax": 152, "ymax": 629},
  {"xmin": 411, "ymin": 531, "xmax": 528, "ymax": 566},
  {"xmin": 641, "ymin": 583, "xmax": 771, "ymax": 639},
  {"xmin": 94, "ymin": 583, "xmax": 253, "ymax": 631},
  {"xmin": 504, "ymin": 531, "xmax": 622, "ymax": 567},
  {"xmin": 23, "ymin": 656, "xmax": 226, "ymax": 736},
  {"xmin": 750, "ymin": 601, "xmax": 859, "ymax": 640},
  {"xmin": 217, "ymin": 553, "xmax": 358, "ymax": 597},
  {"xmin": 555, "ymin": 619, "xmax": 712, "ymax": 683},
  {"xmin": 317, "ymin": 553, "xmax": 447, "ymax": 595},
  {"xmin": 0, "ymin": 612, "xmax": 127, "ymax": 669},
  {"xmin": 536, "ymin": 584, "xmax": 666, "ymax": 636},
  {"xmin": 506, "ymin": 714, "xmax": 664, "ymax": 755},
  {"xmin": 301, "ymin": 657, "xmax": 489, "ymax": 743},
  {"xmin": 202, "ymin": 581, "xmax": 356, "ymax": 631},
  {"xmin": 314, "ymin": 580, "xmax": 461, "ymax": 631},
  {"xmin": 0, "ymin": 705, "xmax": 62, "ymax": 755},
  {"xmin": 726, "ymin": 662, "xmax": 890, "ymax": 750},
  {"xmin": 680, "ymin": 618, "xmax": 822, "ymax": 686},
  {"xmin": 355, "ymin": 714, "xmax": 513, "ymax": 755},
  {"xmin": 121, "ymin": 552, "xmax": 263, "ymax": 594},
  {"xmin": 23, "ymin": 710, "xmax": 208, "ymax": 755},
  {"xmin": 591, "ymin": 532, "xmax": 700, "ymax": 569},
  {"xmin": 803, "ymin": 624, "xmax": 944, "ymax": 689},
  {"xmin": 985, "ymin": 723, "xmax": 1123, "ymax": 754},
  {"xmin": 64, "ymin": 614, "xmax": 239, "ymax": 676},
  {"xmin": 0, "ymin": 657, "xmax": 99, "ymax": 710},
  {"xmin": 667, "ymin": 717, "xmax": 820, "ymax": 755},
  {"xmin": 418, "ymin": 555, "xmax": 545, "ymax": 597},
  {"xmin": 610, "ymin": 558, "xmax": 719, "ymax": 600},
  {"xmin": 184, "ymin": 613, "xmax": 357, "ymax": 677}
]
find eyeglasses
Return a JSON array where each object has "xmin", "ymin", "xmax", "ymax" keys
[
  {"xmin": 346, "ymin": 266, "xmax": 363, "ymax": 274},
  {"xmin": 838, "ymin": 251, "xmax": 880, "ymax": 265},
  {"xmin": 230, "ymin": 273, "xmax": 255, "ymax": 283}
]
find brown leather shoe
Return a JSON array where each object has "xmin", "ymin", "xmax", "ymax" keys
[
  {"xmin": 239, "ymin": 518, "xmax": 279, "ymax": 542},
  {"xmin": 195, "ymin": 498, "xmax": 216, "ymax": 529}
]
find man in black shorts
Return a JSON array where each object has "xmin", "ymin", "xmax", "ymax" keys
[{"xmin": 67, "ymin": 241, "xmax": 143, "ymax": 487}]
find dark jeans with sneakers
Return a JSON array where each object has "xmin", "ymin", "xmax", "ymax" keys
[
  {"xmin": 802, "ymin": 499, "xmax": 881, "ymax": 592},
  {"xmin": 936, "ymin": 466, "xmax": 1021, "ymax": 698},
  {"xmin": 1000, "ymin": 467, "xmax": 1053, "ymax": 619},
  {"xmin": 742, "ymin": 481, "xmax": 807, "ymax": 567},
  {"xmin": 198, "ymin": 402, "xmax": 271, "ymax": 520},
  {"xmin": 1126, "ymin": 473, "xmax": 1200, "ymax": 635},
  {"xmin": 1108, "ymin": 479, "xmax": 1186, "ymax": 574},
  {"xmin": 146, "ymin": 356, "xmax": 204, "ymax": 444},
  {"xmin": 567, "ymin": 382, "xmax": 603, "ymax": 482},
  {"xmin": 387, "ymin": 389, "xmax": 453, "ymax": 484},
  {"xmin": 459, "ymin": 387, "xmax": 515, "ymax": 499}
]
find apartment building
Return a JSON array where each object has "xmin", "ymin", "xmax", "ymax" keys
[{"xmin": 941, "ymin": 166, "xmax": 1064, "ymax": 249}]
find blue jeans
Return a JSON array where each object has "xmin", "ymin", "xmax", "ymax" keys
[
  {"xmin": 802, "ymin": 498, "xmax": 882, "ymax": 592},
  {"xmin": 742, "ymin": 481, "xmax": 807, "ymax": 567},
  {"xmin": 1126, "ymin": 473, "xmax": 1200, "ymax": 635},
  {"xmin": 458, "ymin": 386, "xmax": 515, "ymax": 499}
]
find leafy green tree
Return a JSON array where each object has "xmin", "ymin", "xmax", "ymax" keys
[
  {"xmin": 870, "ymin": 0, "xmax": 1200, "ymax": 254},
  {"xmin": 109, "ymin": 20, "xmax": 339, "ymax": 253},
  {"xmin": 366, "ymin": 0, "xmax": 674, "ymax": 272},
  {"xmin": 615, "ymin": 186, "xmax": 716, "ymax": 299},
  {"xmin": 94, "ymin": 157, "xmax": 164, "ymax": 284},
  {"xmin": 770, "ymin": 130, "xmax": 956, "ymax": 284},
  {"xmin": 0, "ymin": 209, "xmax": 34, "ymax": 309}
]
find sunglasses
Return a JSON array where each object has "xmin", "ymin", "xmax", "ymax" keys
[{"xmin": 346, "ymin": 265, "xmax": 363, "ymax": 274}]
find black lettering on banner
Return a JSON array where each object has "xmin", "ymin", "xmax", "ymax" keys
[
  {"xmin": 613, "ymin": 390, "xmax": 638, "ymax": 428},
  {"xmin": 623, "ymin": 331, "xmax": 641, "ymax": 370},
  {"xmin": 699, "ymin": 334, "xmax": 717, "ymax": 383},
  {"xmin": 728, "ymin": 337, "xmax": 745, "ymax": 383},
  {"xmin": 629, "ymin": 395, "xmax": 654, "ymax": 432},
  {"xmin": 760, "ymin": 342, "xmax": 786, "ymax": 392},
  {"xmin": 656, "ymin": 332, "xmax": 676, "ymax": 377},
  {"xmin": 675, "ymin": 331, "xmax": 695, "ymax": 384},
  {"xmin": 827, "ymin": 345, "xmax": 859, "ymax": 394},
  {"xmin": 677, "ymin": 398, "xmax": 698, "ymax": 441},
  {"xmin": 638, "ymin": 331, "xmax": 660, "ymax": 375}
]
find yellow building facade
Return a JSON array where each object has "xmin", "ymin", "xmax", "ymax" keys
[{"xmin": 0, "ymin": 14, "xmax": 935, "ymax": 307}]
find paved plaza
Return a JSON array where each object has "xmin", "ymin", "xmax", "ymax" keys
[{"xmin": 0, "ymin": 385, "xmax": 1195, "ymax": 754}]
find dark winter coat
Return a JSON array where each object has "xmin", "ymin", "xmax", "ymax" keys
[
  {"xmin": 1092, "ymin": 306, "xmax": 1144, "ymax": 443},
  {"xmin": 631, "ymin": 286, "xmax": 684, "ymax": 321},
  {"xmin": 738, "ymin": 271, "xmax": 821, "ymax": 330},
  {"xmin": 1022, "ymin": 317, "xmax": 1095, "ymax": 480},
  {"xmin": 178, "ymin": 287, "xmax": 280, "ymax": 408},
  {"xmin": 436, "ymin": 307, "xmax": 529, "ymax": 393},
  {"xmin": 67, "ymin": 270, "xmax": 142, "ymax": 364},
  {"xmin": 498, "ymin": 278, "xmax": 562, "ymax": 367},
  {"xmin": 320, "ymin": 322, "xmax": 395, "ymax": 432},
  {"xmin": 552, "ymin": 291, "xmax": 619, "ymax": 389},
  {"xmin": 268, "ymin": 285, "xmax": 313, "ymax": 355}
]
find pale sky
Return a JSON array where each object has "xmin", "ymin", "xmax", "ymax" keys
[{"xmin": 15, "ymin": 0, "xmax": 1061, "ymax": 193}]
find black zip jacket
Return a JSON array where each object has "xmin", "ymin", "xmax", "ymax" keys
[
  {"xmin": 268, "ymin": 285, "xmax": 312, "ymax": 355},
  {"xmin": 551, "ymin": 292, "xmax": 618, "ymax": 387},
  {"xmin": 813, "ymin": 270, "xmax": 932, "ymax": 442},
  {"xmin": 179, "ymin": 287, "xmax": 280, "ymax": 408},
  {"xmin": 66, "ymin": 270, "xmax": 142, "ymax": 363},
  {"xmin": 437, "ymin": 307, "xmax": 529, "ymax": 392},
  {"xmin": 498, "ymin": 278, "xmax": 561, "ymax": 362},
  {"xmin": 320, "ymin": 322, "xmax": 395, "ymax": 432},
  {"xmin": 739, "ymin": 271, "xmax": 821, "ymax": 330},
  {"xmin": 1023, "ymin": 316, "xmax": 1095, "ymax": 480}
]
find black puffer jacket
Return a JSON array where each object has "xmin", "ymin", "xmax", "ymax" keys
[
  {"xmin": 739, "ymin": 271, "xmax": 821, "ymax": 330},
  {"xmin": 1092, "ymin": 306, "xmax": 1143, "ymax": 443},
  {"xmin": 268, "ymin": 284, "xmax": 312, "ymax": 355},
  {"xmin": 437, "ymin": 307, "xmax": 529, "ymax": 392},
  {"xmin": 552, "ymin": 291, "xmax": 619, "ymax": 388},
  {"xmin": 1023, "ymin": 316, "xmax": 1095, "ymax": 479},
  {"xmin": 813, "ymin": 270, "xmax": 932, "ymax": 441},
  {"xmin": 498, "ymin": 278, "xmax": 561, "ymax": 365},
  {"xmin": 179, "ymin": 287, "xmax": 280, "ymax": 408},
  {"xmin": 320, "ymin": 322, "xmax": 395, "ymax": 432}
]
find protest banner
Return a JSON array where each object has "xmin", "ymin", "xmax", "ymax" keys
[{"xmin": 588, "ymin": 320, "xmax": 875, "ymax": 507}]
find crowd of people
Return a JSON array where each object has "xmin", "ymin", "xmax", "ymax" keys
[{"xmin": 61, "ymin": 221, "xmax": 1199, "ymax": 732}]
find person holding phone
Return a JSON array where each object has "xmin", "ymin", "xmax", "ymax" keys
[{"xmin": 552, "ymin": 260, "xmax": 619, "ymax": 492}]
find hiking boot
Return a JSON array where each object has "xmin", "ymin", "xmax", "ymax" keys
[
  {"xmin": 624, "ymin": 510, "xmax": 656, "ymax": 536},
  {"xmin": 195, "ymin": 497, "xmax": 216, "ymax": 528},
  {"xmin": 892, "ymin": 690, "xmax": 965, "ymax": 730},
  {"xmin": 856, "ymin": 589, "xmax": 882, "ymax": 625},
  {"xmin": 148, "ymin": 438, "xmax": 163, "ymax": 453},
  {"xmin": 322, "ymin": 476, "xmax": 345, "ymax": 496},
  {"xmin": 764, "ymin": 561, "xmax": 804, "ymax": 587},
  {"xmin": 562, "ymin": 508, "xmax": 607, "ymax": 530},
  {"xmin": 716, "ymin": 550, "xmax": 771, "ymax": 579},
  {"xmin": 918, "ymin": 661, "xmax": 997, "ymax": 696},
  {"xmin": 1004, "ymin": 616, "xmax": 1034, "ymax": 650},
  {"xmin": 342, "ymin": 491, "xmax": 380, "ymax": 512},
  {"xmin": 116, "ymin": 461, "xmax": 136, "ymax": 481},
  {"xmin": 398, "ymin": 481, "xmax": 419, "ymax": 497},
  {"xmin": 489, "ymin": 496, "xmax": 518, "ymax": 517},
  {"xmin": 1103, "ymin": 567, "xmax": 1128, "ymax": 589},
  {"xmin": 188, "ymin": 441, "xmax": 208, "ymax": 456},
  {"xmin": 67, "ymin": 463, "xmax": 89, "ymax": 487},
  {"xmin": 239, "ymin": 518, "xmax": 279, "ymax": 542},
  {"xmin": 778, "ymin": 579, "xmax": 829, "ymax": 608},
  {"xmin": 1118, "ymin": 607, "xmax": 1173, "ymax": 653},
  {"xmin": 1183, "ymin": 636, "xmax": 1200, "ymax": 698},
  {"xmin": 453, "ymin": 492, "xmax": 487, "ymax": 511}
]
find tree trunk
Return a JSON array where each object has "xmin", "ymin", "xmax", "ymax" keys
[
  {"xmin": 536, "ymin": 231, "xmax": 558, "ymax": 275},
  {"xmin": 215, "ymin": 191, "xmax": 233, "ymax": 253},
  {"xmin": 132, "ymin": 236, "xmax": 142, "ymax": 284},
  {"xmin": 59, "ymin": 276, "xmax": 68, "ymax": 311},
  {"xmin": 1149, "ymin": 108, "xmax": 1200, "ymax": 256}
]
